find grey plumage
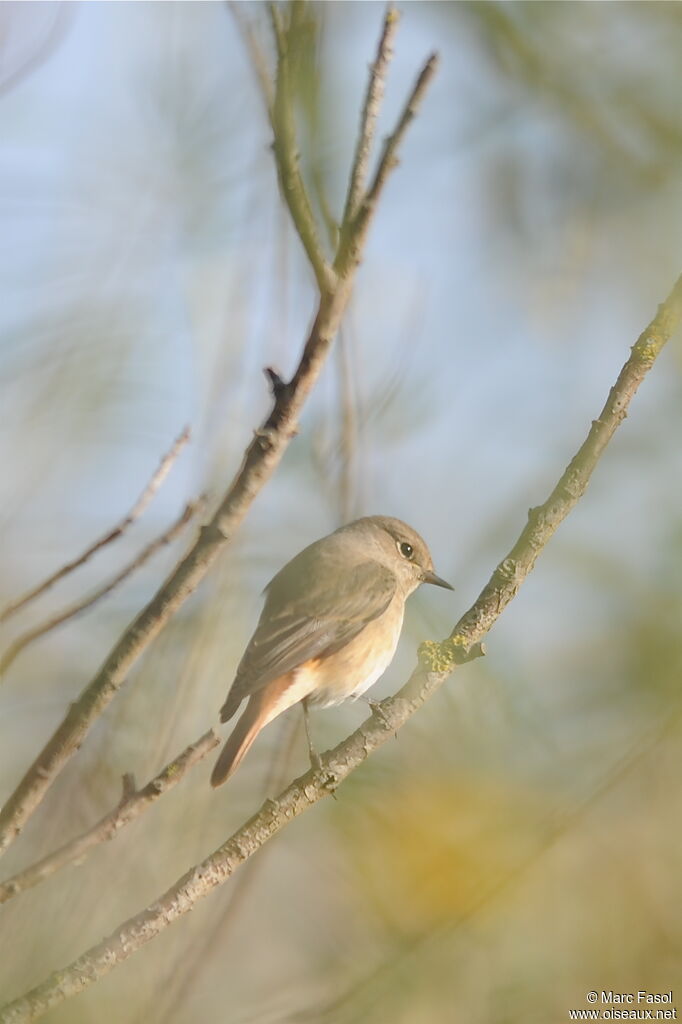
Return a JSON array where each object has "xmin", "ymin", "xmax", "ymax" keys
[
  {"xmin": 220, "ymin": 556, "xmax": 396, "ymax": 722},
  {"xmin": 211, "ymin": 516, "xmax": 452, "ymax": 786}
]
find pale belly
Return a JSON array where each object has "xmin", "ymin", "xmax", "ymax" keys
[{"xmin": 303, "ymin": 603, "xmax": 404, "ymax": 709}]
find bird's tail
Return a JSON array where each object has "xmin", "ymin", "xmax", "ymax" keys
[{"xmin": 210, "ymin": 697, "xmax": 266, "ymax": 787}]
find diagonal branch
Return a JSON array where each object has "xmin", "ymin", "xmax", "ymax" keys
[
  {"xmin": 0, "ymin": 12, "xmax": 438, "ymax": 859},
  {"xmin": 2, "ymin": 274, "xmax": 680, "ymax": 1024},
  {"xmin": 0, "ymin": 500, "xmax": 203, "ymax": 679},
  {"xmin": 0, "ymin": 731, "xmax": 219, "ymax": 905},
  {"xmin": 0, "ymin": 427, "xmax": 190, "ymax": 624},
  {"xmin": 431, "ymin": 272, "xmax": 682, "ymax": 659}
]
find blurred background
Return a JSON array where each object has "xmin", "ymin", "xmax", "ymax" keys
[{"xmin": 1, "ymin": 2, "xmax": 682, "ymax": 1021}]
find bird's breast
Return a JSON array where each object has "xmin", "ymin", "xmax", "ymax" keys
[{"xmin": 303, "ymin": 599, "xmax": 405, "ymax": 709}]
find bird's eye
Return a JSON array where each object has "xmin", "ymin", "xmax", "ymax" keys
[{"xmin": 399, "ymin": 541, "xmax": 414, "ymax": 560}]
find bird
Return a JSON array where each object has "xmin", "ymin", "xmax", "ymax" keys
[{"xmin": 210, "ymin": 515, "xmax": 453, "ymax": 787}]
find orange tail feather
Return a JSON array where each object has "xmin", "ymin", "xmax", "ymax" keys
[
  {"xmin": 211, "ymin": 674, "xmax": 296, "ymax": 788},
  {"xmin": 210, "ymin": 698, "xmax": 265, "ymax": 787}
]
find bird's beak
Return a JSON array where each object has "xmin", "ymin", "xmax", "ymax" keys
[{"xmin": 422, "ymin": 569, "xmax": 454, "ymax": 591}]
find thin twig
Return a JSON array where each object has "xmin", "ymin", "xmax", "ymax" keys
[
  {"xmin": 0, "ymin": 428, "xmax": 190, "ymax": 624},
  {"xmin": 336, "ymin": 53, "xmax": 440, "ymax": 275},
  {"xmin": 2, "ymin": 274, "xmax": 680, "ymax": 1024},
  {"xmin": 0, "ymin": 12, "xmax": 437, "ymax": 860},
  {"xmin": 0, "ymin": 500, "xmax": 203, "ymax": 679},
  {"xmin": 0, "ymin": 731, "xmax": 219, "ymax": 905},
  {"xmin": 364, "ymin": 55, "xmax": 438, "ymax": 210},
  {"xmin": 268, "ymin": 2, "xmax": 335, "ymax": 294},
  {"xmin": 340, "ymin": 5, "xmax": 399, "ymax": 228}
]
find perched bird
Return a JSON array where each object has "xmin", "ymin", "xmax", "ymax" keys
[{"xmin": 210, "ymin": 515, "xmax": 453, "ymax": 787}]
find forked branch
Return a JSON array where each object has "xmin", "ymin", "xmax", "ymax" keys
[
  {"xmin": 336, "ymin": 52, "xmax": 439, "ymax": 274},
  {"xmin": 341, "ymin": 5, "xmax": 400, "ymax": 226}
]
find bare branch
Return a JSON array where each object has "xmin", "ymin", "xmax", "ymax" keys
[
  {"xmin": 364, "ymin": 54, "xmax": 439, "ymax": 209},
  {"xmin": 432, "ymin": 276, "xmax": 682, "ymax": 658},
  {"xmin": 268, "ymin": 2, "xmax": 335, "ymax": 294},
  {"xmin": 0, "ymin": 11, "xmax": 437, "ymax": 859},
  {"xmin": 0, "ymin": 500, "xmax": 202, "ymax": 680},
  {"xmin": 0, "ymin": 731, "xmax": 219, "ymax": 905},
  {"xmin": 336, "ymin": 53, "xmax": 439, "ymax": 275},
  {"xmin": 0, "ymin": 427, "xmax": 191, "ymax": 624},
  {"xmin": 2, "ymin": 274, "xmax": 680, "ymax": 1024},
  {"xmin": 125, "ymin": 429, "xmax": 192, "ymax": 522},
  {"xmin": 341, "ymin": 5, "xmax": 400, "ymax": 227}
]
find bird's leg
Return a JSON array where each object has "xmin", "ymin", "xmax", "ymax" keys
[{"xmin": 302, "ymin": 699, "xmax": 322, "ymax": 771}]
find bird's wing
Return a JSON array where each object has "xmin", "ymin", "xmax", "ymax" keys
[{"xmin": 220, "ymin": 558, "xmax": 396, "ymax": 720}]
